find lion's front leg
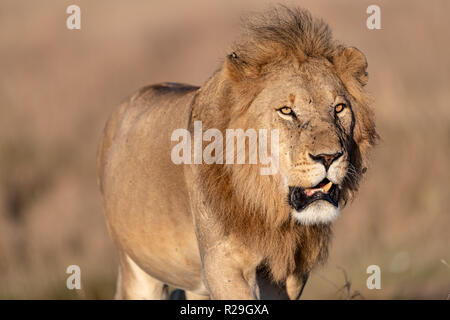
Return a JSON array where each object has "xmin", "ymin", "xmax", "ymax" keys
[
  {"xmin": 285, "ymin": 273, "xmax": 309, "ymax": 300},
  {"xmin": 201, "ymin": 242, "xmax": 261, "ymax": 300}
]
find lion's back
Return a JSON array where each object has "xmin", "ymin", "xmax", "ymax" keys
[{"xmin": 96, "ymin": 82, "xmax": 198, "ymax": 192}]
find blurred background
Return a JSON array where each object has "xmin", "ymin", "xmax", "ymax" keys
[{"xmin": 0, "ymin": 0, "xmax": 448, "ymax": 299}]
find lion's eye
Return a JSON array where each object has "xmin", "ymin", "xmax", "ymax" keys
[
  {"xmin": 334, "ymin": 103, "xmax": 346, "ymax": 114},
  {"xmin": 278, "ymin": 106, "xmax": 294, "ymax": 116}
]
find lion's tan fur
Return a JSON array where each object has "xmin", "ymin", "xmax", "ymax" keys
[{"xmin": 98, "ymin": 7, "xmax": 377, "ymax": 299}]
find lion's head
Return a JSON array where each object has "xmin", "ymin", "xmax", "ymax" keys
[
  {"xmin": 191, "ymin": 6, "xmax": 377, "ymax": 280},
  {"xmin": 227, "ymin": 53, "xmax": 372, "ymax": 224}
]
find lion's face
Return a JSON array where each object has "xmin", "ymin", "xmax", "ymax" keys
[{"xmin": 246, "ymin": 58, "xmax": 358, "ymax": 225}]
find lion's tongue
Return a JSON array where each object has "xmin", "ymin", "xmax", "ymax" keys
[{"xmin": 304, "ymin": 181, "xmax": 333, "ymax": 197}]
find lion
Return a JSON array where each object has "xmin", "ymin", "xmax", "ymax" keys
[{"xmin": 97, "ymin": 7, "xmax": 377, "ymax": 300}]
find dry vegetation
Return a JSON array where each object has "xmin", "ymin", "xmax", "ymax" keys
[{"xmin": 0, "ymin": 0, "xmax": 449, "ymax": 299}]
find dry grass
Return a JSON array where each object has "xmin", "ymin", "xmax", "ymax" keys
[{"xmin": 0, "ymin": 0, "xmax": 449, "ymax": 299}]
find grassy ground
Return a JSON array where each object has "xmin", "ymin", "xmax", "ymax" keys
[{"xmin": 0, "ymin": 0, "xmax": 449, "ymax": 299}]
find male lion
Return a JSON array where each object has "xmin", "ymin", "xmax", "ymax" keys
[{"xmin": 97, "ymin": 7, "xmax": 377, "ymax": 299}]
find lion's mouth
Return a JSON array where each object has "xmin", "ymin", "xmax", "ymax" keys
[{"xmin": 288, "ymin": 178, "xmax": 340, "ymax": 211}]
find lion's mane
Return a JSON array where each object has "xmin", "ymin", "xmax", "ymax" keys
[{"xmin": 190, "ymin": 7, "xmax": 378, "ymax": 282}]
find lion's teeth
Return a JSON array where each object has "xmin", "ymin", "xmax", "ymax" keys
[
  {"xmin": 304, "ymin": 182, "xmax": 333, "ymax": 196},
  {"xmin": 322, "ymin": 181, "xmax": 333, "ymax": 193}
]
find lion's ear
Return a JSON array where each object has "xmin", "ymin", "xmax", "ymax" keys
[
  {"xmin": 224, "ymin": 52, "xmax": 260, "ymax": 82},
  {"xmin": 333, "ymin": 47, "xmax": 368, "ymax": 87}
]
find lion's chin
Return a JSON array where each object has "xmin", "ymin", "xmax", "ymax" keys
[{"xmin": 292, "ymin": 201, "xmax": 340, "ymax": 225}]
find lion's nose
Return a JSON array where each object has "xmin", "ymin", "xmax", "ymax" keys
[{"xmin": 309, "ymin": 152, "xmax": 343, "ymax": 171}]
